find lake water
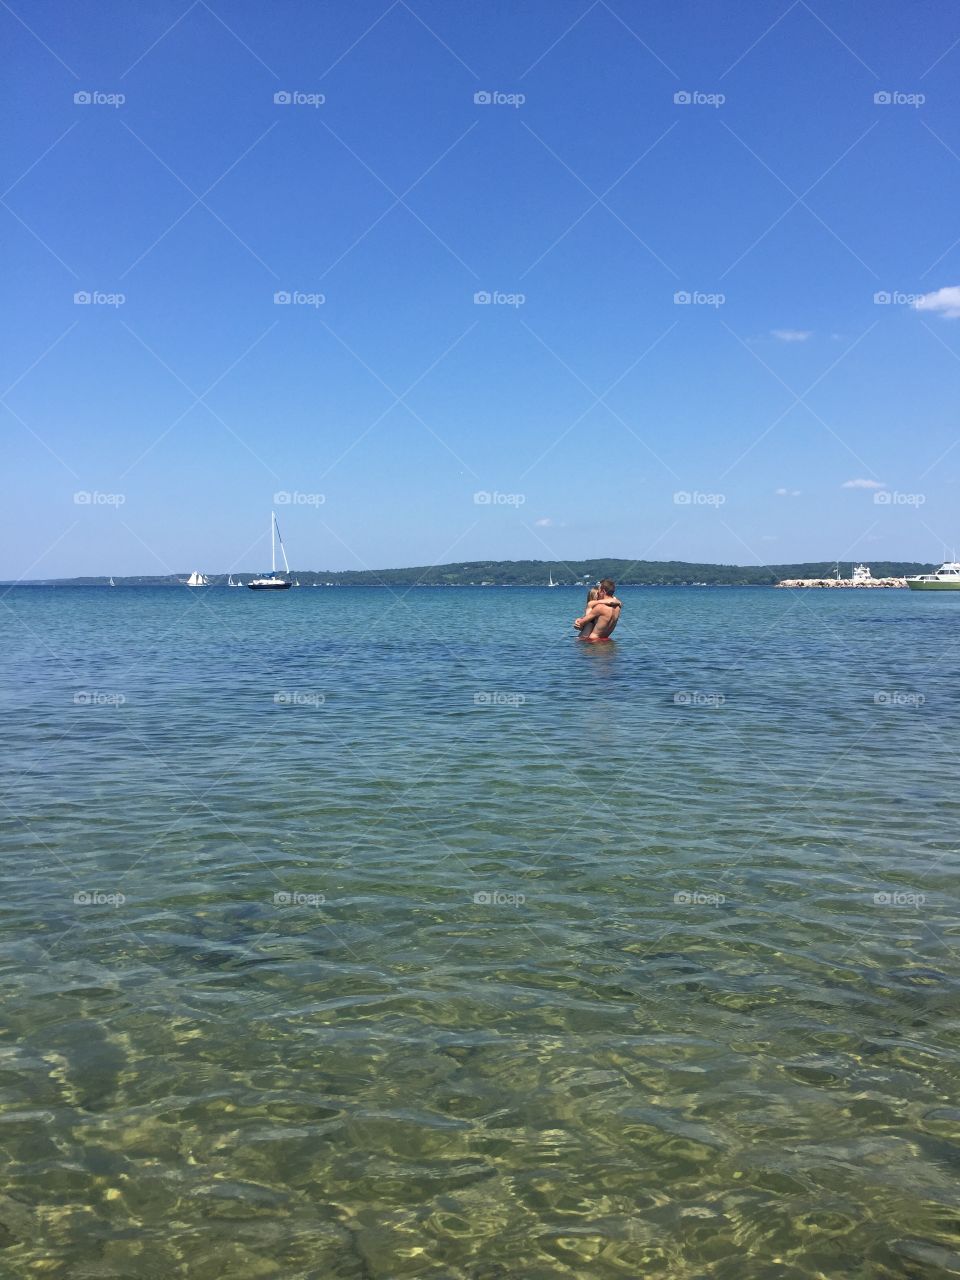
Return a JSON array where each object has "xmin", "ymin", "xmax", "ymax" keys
[{"xmin": 1, "ymin": 585, "xmax": 959, "ymax": 1278}]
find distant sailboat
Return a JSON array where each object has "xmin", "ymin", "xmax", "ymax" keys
[
  {"xmin": 294, "ymin": 579, "xmax": 300, "ymax": 587},
  {"xmin": 108, "ymin": 576, "xmax": 115, "ymax": 587},
  {"xmin": 248, "ymin": 513, "xmax": 293, "ymax": 591},
  {"xmin": 186, "ymin": 571, "xmax": 209, "ymax": 587},
  {"xmin": 547, "ymin": 572, "xmax": 558, "ymax": 587}
]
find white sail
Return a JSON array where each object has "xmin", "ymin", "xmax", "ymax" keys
[
  {"xmin": 109, "ymin": 577, "xmax": 115, "ymax": 587},
  {"xmin": 273, "ymin": 511, "xmax": 290, "ymax": 575}
]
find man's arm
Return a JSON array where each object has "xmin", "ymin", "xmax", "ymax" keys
[{"xmin": 574, "ymin": 601, "xmax": 605, "ymax": 629}]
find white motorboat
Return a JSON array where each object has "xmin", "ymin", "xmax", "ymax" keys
[{"xmin": 906, "ymin": 560, "xmax": 960, "ymax": 591}]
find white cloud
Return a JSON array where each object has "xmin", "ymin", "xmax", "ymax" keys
[
  {"xmin": 775, "ymin": 487, "xmax": 801, "ymax": 496},
  {"xmin": 914, "ymin": 285, "xmax": 960, "ymax": 319},
  {"xmin": 534, "ymin": 517, "xmax": 553, "ymax": 527},
  {"xmin": 771, "ymin": 329, "xmax": 812, "ymax": 342},
  {"xmin": 842, "ymin": 478, "xmax": 885, "ymax": 489}
]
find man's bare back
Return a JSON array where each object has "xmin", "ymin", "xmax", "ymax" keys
[{"xmin": 574, "ymin": 581, "xmax": 622, "ymax": 641}]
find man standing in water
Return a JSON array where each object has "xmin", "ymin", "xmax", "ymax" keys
[{"xmin": 574, "ymin": 579, "xmax": 621, "ymax": 642}]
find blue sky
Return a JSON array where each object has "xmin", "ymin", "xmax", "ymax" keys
[{"xmin": 3, "ymin": 0, "xmax": 960, "ymax": 577}]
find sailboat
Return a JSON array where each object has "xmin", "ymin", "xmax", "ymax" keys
[
  {"xmin": 547, "ymin": 572, "xmax": 558, "ymax": 587},
  {"xmin": 248, "ymin": 513, "xmax": 293, "ymax": 590},
  {"xmin": 186, "ymin": 571, "xmax": 209, "ymax": 587},
  {"xmin": 108, "ymin": 577, "xmax": 115, "ymax": 587}
]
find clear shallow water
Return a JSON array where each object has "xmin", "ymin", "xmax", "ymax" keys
[{"xmin": 1, "ymin": 584, "xmax": 959, "ymax": 1279}]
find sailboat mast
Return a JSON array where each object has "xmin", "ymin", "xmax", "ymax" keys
[
  {"xmin": 275, "ymin": 514, "xmax": 290, "ymax": 574},
  {"xmin": 271, "ymin": 511, "xmax": 276, "ymax": 574}
]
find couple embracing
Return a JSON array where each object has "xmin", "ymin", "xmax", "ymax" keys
[{"xmin": 574, "ymin": 578, "xmax": 621, "ymax": 643}]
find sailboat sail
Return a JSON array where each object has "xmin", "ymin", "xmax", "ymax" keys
[{"xmin": 273, "ymin": 512, "xmax": 290, "ymax": 575}]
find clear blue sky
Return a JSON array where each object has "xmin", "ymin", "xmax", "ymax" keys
[{"xmin": 3, "ymin": 0, "xmax": 959, "ymax": 577}]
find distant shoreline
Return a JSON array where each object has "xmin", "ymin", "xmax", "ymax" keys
[{"xmin": 4, "ymin": 558, "xmax": 934, "ymax": 590}]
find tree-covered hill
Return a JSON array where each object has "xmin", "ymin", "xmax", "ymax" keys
[{"xmin": 23, "ymin": 559, "xmax": 935, "ymax": 587}]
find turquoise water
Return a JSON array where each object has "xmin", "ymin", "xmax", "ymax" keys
[{"xmin": 1, "ymin": 585, "xmax": 959, "ymax": 1278}]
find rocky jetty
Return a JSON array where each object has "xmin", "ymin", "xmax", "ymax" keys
[{"xmin": 776, "ymin": 576, "xmax": 907, "ymax": 588}]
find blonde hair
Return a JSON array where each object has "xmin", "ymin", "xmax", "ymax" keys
[{"xmin": 585, "ymin": 586, "xmax": 600, "ymax": 606}]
